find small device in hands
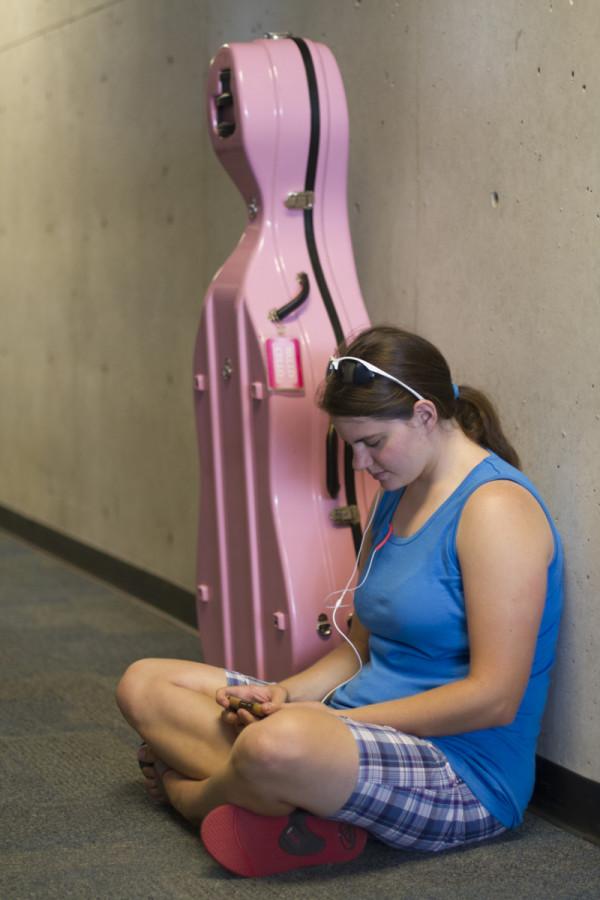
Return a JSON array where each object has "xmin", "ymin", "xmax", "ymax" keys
[{"xmin": 227, "ymin": 696, "xmax": 267, "ymax": 718}]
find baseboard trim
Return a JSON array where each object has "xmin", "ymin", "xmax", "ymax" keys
[
  {"xmin": 531, "ymin": 755, "xmax": 600, "ymax": 845},
  {"xmin": 2, "ymin": 504, "xmax": 599, "ymax": 842},
  {"xmin": 0, "ymin": 504, "xmax": 197, "ymax": 627}
]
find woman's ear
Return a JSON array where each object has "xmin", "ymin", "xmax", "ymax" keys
[{"xmin": 412, "ymin": 399, "xmax": 438, "ymax": 431}]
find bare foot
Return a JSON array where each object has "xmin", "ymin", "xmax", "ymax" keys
[
  {"xmin": 136, "ymin": 743, "xmax": 209, "ymax": 824},
  {"xmin": 137, "ymin": 743, "xmax": 170, "ymax": 804}
]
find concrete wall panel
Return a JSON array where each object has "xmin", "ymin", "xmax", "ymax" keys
[{"xmin": 0, "ymin": 0, "xmax": 210, "ymax": 582}]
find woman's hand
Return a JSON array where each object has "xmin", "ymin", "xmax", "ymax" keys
[{"xmin": 215, "ymin": 683, "xmax": 289, "ymax": 729}]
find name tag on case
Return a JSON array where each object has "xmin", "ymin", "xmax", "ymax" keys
[{"xmin": 266, "ymin": 337, "xmax": 304, "ymax": 391}]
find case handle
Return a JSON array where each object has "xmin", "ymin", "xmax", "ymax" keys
[{"xmin": 268, "ymin": 273, "xmax": 309, "ymax": 322}]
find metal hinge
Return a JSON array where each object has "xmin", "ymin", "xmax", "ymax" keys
[
  {"xmin": 329, "ymin": 505, "xmax": 361, "ymax": 526},
  {"xmin": 284, "ymin": 191, "xmax": 315, "ymax": 210}
]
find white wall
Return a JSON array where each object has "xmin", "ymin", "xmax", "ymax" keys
[{"xmin": 0, "ymin": 0, "xmax": 598, "ymax": 781}]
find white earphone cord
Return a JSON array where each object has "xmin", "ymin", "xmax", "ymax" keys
[{"xmin": 320, "ymin": 490, "xmax": 383, "ymax": 705}]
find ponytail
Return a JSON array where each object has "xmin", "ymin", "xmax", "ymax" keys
[{"xmin": 454, "ymin": 385, "xmax": 521, "ymax": 469}]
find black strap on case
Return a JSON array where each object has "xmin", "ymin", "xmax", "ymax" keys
[{"xmin": 292, "ymin": 37, "xmax": 362, "ymax": 554}]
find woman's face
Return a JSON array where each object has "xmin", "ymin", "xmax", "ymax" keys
[{"xmin": 332, "ymin": 414, "xmax": 430, "ymax": 490}]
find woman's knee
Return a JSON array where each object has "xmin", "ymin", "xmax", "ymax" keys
[
  {"xmin": 115, "ymin": 657, "xmax": 160, "ymax": 724},
  {"xmin": 115, "ymin": 658, "xmax": 225, "ymax": 729},
  {"xmin": 230, "ymin": 711, "xmax": 312, "ymax": 782}
]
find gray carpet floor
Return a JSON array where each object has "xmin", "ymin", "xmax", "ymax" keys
[{"xmin": 1, "ymin": 528, "xmax": 600, "ymax": 899}]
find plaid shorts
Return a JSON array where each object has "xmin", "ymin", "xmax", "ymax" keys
[{"xmin": 226, "ymin": 670, "xmax": 507, "ymax": 852}]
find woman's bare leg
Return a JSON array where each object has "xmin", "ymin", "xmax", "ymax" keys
[
  {"xmin": 116, "ymin": 658, "xmax": 238, "ymax": 780},
  {"xmin": 157, "ymin": 705, "xmax": 360, "ymax": 825},
  {"xmin": 117, "ymin": 660, "xmax": 360, "ymax": 829}
]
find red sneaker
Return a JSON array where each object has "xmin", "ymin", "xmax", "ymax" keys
[{"xmin": 200, "ymin": 804, "xmax": 367, "ymax": 877}]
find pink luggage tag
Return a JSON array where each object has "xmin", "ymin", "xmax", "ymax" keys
[{"xmin": 265, "ymin": 337, "xmax": 304, "ymax": 391}]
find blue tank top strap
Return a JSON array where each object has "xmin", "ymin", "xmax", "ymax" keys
[
  {"xmin": 371, "ymin": 489, "xmax": 403, "ymax": 543},
  {"xmin": 447, "ymin": 454, "xmax": 562, "ymax": 560}
]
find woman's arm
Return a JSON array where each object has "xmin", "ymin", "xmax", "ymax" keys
[
  {"xmin": 277, "ymin": 613, "xmax": 370, "ymax": 702},
  {"xmin": 327, "ymin": 480, "xmax": 555, "ymax": 735},
  {"xmin": 216, "ymin": 614, "xmax": 370, "ymax": 727}
]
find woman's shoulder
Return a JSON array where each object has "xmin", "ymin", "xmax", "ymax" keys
[
  {"xmin": 462, "ymin": 453, "xmax": 552, "ymax": 511},
  {"xmin": 463, "ymin": 476, "xmax": 544, "ymax": 514},
  {"xmin": 459, "ymin": 476, "xmax": 555, "ymax": 566}
]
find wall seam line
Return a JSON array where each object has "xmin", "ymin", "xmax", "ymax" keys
[{"xmin": 0, "ymin": 0, "xmax": 125, "ymax": 56}]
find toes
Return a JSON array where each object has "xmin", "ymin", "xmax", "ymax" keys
[
  {"xmin": 145, "ymin": 783, "xmax": 167, "ymax": 802},
  {"xmin": 148, "ymin": 778, "xmax": 163, "ymax": 797},
  {"xmin": 143, "ymin": 772, "xmax": 168, "ymax": 803},
  {"xmin": 135, "ymin": 743, "xmax": 173, "ymax": 805},
  {"xmin": 137, "ymin": 743, "xmax": 160, "ymax": 778},
  {"xmin": 137, "ymin": 742, "xmax": 156, "ymax": 767}
]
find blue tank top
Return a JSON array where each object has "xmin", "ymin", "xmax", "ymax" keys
[{"xmin": 329, "ymin": 453, "xmax": 564, "ymax": 828}]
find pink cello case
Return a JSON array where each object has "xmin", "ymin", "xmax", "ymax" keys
[{"xmin": 194, "ymin": 33, "xmax": 376, "ymax": 681}]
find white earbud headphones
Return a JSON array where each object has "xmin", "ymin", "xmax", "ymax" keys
[{"xmin": 320, "ymin": 490, "xmax": 393, "ymax": 703}]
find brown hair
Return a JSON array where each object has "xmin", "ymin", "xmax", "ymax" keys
[{"xmin": 318, "ymin": 325, "xmax": 521, "ymax": 469}]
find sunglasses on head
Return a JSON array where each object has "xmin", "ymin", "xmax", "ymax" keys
[{"xmin": 327, "ymin": 356, "xmax": 425, "ymax": 401}]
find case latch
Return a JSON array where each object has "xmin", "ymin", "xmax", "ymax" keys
[
  {"xmin": 284, "ymin": 191, "xmax": 315, "ymax": 210},
  {"xmin": 329, "ymin": 505, "xmax": 361, "ymax": 526}
]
